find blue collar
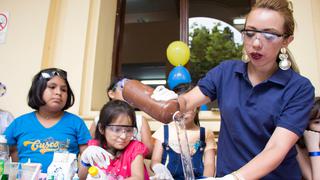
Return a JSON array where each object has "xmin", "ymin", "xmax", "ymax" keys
[{"xmin": 234, "ymin": 62, "xmax": 292, "ymax": 87}]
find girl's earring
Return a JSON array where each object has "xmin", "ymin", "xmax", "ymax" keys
[
  {"xmin": 242, "ymin": 49, "xmax": 249, "ymax": 63},
  {"xmin": 279, "ymin": 47, "xmax": 291, "ymax": 70}
]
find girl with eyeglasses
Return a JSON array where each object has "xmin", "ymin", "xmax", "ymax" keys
[
  {"xmin": 89, "ymin": 76, "xmax": 153, "ymax": 158},
  {"xmin": 296, "ymin": 97, "xmax": 320, "ymax": 180},
  {"xmin": 79, "ymin": 100, "xmax": 149, "ymax": 179},
  {"xmin": 4, "ymin": 68, "xmax": 91, "ymax": 173},
  {"xmin": 171, "ymin": 0, "xmax": 314, "ymax": 179}
]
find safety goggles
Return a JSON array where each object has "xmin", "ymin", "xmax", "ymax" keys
[
  {"xmin": 111, "ymin": 78, "xmax": 127, "ymax": 91},
  {"xmin": 241, "ymin": 29, "xmax": 287, "ymax": 42},
  {"xmin": 106, "ymin": 125, "xmax": 137, "ymax": 137},
  {"xmin": 40, "ymin": 69, "xmax": 67, "ymax": 80}
]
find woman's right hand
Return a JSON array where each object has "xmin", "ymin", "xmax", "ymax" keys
[
  {"xmin": 81, "ymin": 145, "xmax": 113, "ymax": 169},
  {"xmin": 304, "ymin": 130, "xmax": 320, "ymax": 152}
]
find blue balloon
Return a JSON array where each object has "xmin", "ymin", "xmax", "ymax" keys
[
  {"xmin": 200, "ymin": 104, "xmax": 208, "ymax": 111},
  {"xmin": 168, "ymin": 66, "xmax": 192, "ymax": 90}
]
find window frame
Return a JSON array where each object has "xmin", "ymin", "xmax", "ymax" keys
[
  {"xmin": 112, "ymin": 0, "xmax": 255, "ymax": 77},
  {"xmin": 112, "ymin": 0, "xmax": 190, "ymax": 78}
]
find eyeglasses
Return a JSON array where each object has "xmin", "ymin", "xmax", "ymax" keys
[
  {"xmin": 106, "ymin": 125, "xmax": 137, "ymax": 137},
  {"xmin": 241, "ymin": 29, "xmax": 287, "ymax": 42},
  {"xmin": 40, "ymin": 69, "xmax": 67, "ymax": 80}
]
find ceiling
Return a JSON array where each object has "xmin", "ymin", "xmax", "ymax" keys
[{"xmin": 125, "ymin": 0, "xmax": 252, "ymax": 25}]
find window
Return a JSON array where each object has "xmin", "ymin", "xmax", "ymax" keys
[
  {"xmin": 113, "ymin": 0, "xmax": 252, "ymax": 90},
  {"xmin": 114, "ymin": 0, "xmax": 180, "ymax": 88},
  {"xmin": 188, "ymin": 0, "xmax": 251, "ymax": 83}
]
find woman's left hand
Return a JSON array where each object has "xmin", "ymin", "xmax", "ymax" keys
[{"xmin": 304, "ymin": 130, "xmax": 320, "ymax": 152}]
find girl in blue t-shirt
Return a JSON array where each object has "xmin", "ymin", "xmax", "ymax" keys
[{"xmin": 4, "ymin": 68, "xmax": 91, "ymax": 173}]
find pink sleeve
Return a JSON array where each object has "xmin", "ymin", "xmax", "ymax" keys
[{"xmin": 126, "ymin": 140, "xmax": 149, "ymax": 159}]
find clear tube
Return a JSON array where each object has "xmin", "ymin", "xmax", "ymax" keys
[{"xmin": 173, "ymin": 112, "xmax": 195, "ymax": 180}]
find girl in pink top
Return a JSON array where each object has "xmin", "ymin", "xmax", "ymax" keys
[{"xmin": 79, "ymin": 100, "xmax": 149, "ymax": 179}]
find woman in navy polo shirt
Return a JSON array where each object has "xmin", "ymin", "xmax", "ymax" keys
[{"xmin": 177, "ymin": 0, "xmax": 315, "ymax": 179}]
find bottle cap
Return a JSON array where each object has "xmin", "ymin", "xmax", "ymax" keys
[{"xmin": 88, "ymin": 166, "xmax": 99, "ymax": 177}]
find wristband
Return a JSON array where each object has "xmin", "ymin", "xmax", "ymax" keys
[
  {"xmin": 81, "ymin": 160, "xmax": 91, "ymax": 167},
  {"xmin": 308, "ymin": 151, "xmax": 320, "ymax": 157}
]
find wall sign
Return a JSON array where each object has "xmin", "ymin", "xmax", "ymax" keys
[{"xmin": 0, "ymin": 12, "xmax": 9, "ymax": 44}]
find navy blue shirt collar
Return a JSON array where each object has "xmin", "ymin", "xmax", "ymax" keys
[{"xmin": 234, "ymin": 62, "xmax": 292, "ymax": 87}]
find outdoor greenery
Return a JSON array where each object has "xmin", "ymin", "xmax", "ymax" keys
[{"xmin": 189, "ymin": 23, "xmax": 243, "ymax": 83}]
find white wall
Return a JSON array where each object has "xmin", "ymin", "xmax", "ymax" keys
[
  {"xmin": 0, "ymin": 0, "xmax": 51, "ymax": 116},
  {"xmin": 0, "ymin": 0, "xmax": 117, "ymax": 118},
  {"xmin": 0, "ymin": 0, "xmax": 92, "ymax": 116},
  {"xmin": 291, "ymin": 0, "xmax": 320, "ymax": 95},
  {"xmin": 42, "ymin": 0, "xmax": 91, "ymax": 113}
]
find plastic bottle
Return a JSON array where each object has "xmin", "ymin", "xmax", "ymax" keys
[
  {"xmin": 55, "ymin": 172, "xmax": 64, "ymax": 180},
  {"xmin": 46, "ymin": 174, "xmax": 55, "ymax": 180},
  {"xmin": 72, "ymin": 173, "xmax": 80, "ymax": 180},
  {"xmin": 0, "ymin": 135, "xmax": 9, "ymax": 180},
  {"xmin": 122, "ymin": 79, "xmax": 179, "ymax": 123},
  {"xmin": 16, "ymin": 163, "xmax": 22, "ymax": 180}
]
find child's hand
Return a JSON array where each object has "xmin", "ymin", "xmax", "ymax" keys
[
  {"xmin": 304, "ymin": 130, "xmax": 320, "ymax": 152},
  {"xmin": 81, "ymin": 146, "xmax": 114, "ymax": 168},
  {"xmin": 150, "ymin": 163, "xmax": 174, "ymax": 180},
  {"xmin": 151, "ymin": 86, "xmax": 178, "ymax": 101}
]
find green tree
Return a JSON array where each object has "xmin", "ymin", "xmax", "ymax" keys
[{"xmin": 189, "ymin": 23, "xmax": 243, "ymax": 83}]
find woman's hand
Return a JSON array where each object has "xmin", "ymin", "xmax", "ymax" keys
[{"xmin": 304, "ymin": 130, "xmax": 320, "ymax": 152}]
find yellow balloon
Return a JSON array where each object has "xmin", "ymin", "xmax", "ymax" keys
[{"xmin": 166, "ymin": 41, "xmax": 190, "ymax": 66}]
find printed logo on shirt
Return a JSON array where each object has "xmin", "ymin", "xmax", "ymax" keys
[{"xmin": 23, "ymin": 137, "xmax": 70, "ymax": 154}]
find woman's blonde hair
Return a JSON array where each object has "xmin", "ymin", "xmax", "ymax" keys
[{"xmin": 253, "ymin": 0, "xmax": 294, "ymax": 36}]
